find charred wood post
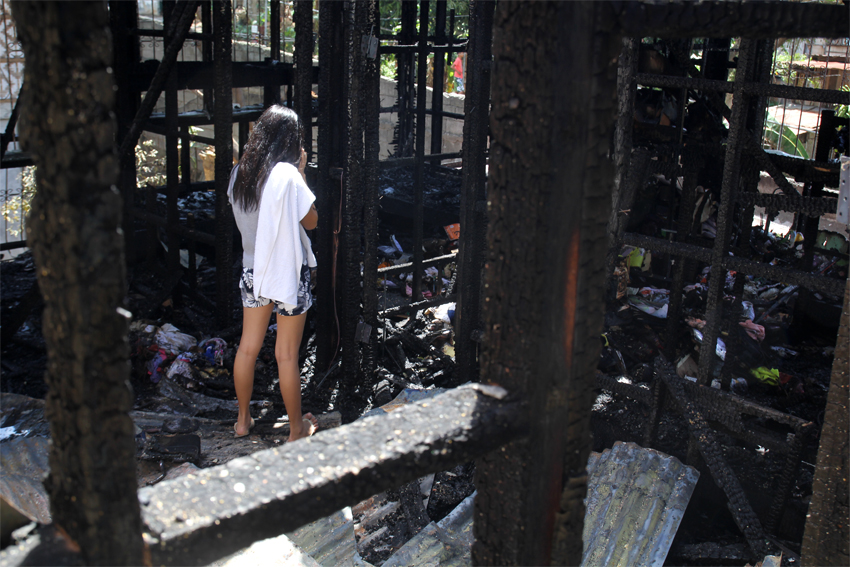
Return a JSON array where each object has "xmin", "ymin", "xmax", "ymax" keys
[
  {"xmin": 696, "ymin": 39, "xmax": 757, "ymax": 385},
  {"xmin": 201, "ymin": 1, "xmax": 212, "ymax": 116},
  {"xmin": 454, "ymin": 0, "xmax": 494, "ymax": 386},
  {"xmin": 663, "ymin": 147, "xmax": 704, "ymax": 359},
  {"xmin": 474, "ymin": 3, "xmax": 619, "ymax": 565},
  {"xmin": 294, "ymin": 0, "xmax": 312, "ymax": 156},
  {"xmin": 165, "ymin": 1, "xmax": 182, "ymax": 277},
  {"xmin": 802, "ymin": 276, "xmax": 850, "ymax": 566},
  {"xmin": 411, "ymin": 0, "xmax": 429, "ymax": 302},
  {"xmin": 265, "ymin": 1, "xmax": 281, "ymax": 107},
  {"xmin": 338, "ymin": 0, "xmax": 367, "ymax": 415},
  {"xmin": 362, "ymin": 0, "xmax": 382, "ymax": 385},
  {"xmin": 213, "ymin": 0, "xmax": 234, "ymax": 328},
  {"xmin": 654, "ymin": 356, "xmax": 768, "ymax": 560},
  {"xmin": 392, "ymin": 0, "xmax": 417, "ymax": 158},
  {"xmin": 800, "ymin": 110, "xmax": 837, "ymax": 273},
  {"xmin": 605, "ymin": 37, "xmax": 638, "ymax": 280},
  {"xmin": 109, "ymin": 0, "xmax": 140, "ymax": 262},
  {"xmin": 429, "ymin": 0, "xmax": 448, "ymax": 162},
  {"xmin": 9, "ymin": 2, "xmax": 145, "ymax": 563},
  {"xmin": 315, "ymin": 0, "xmax": 346, "ymax": 375}
]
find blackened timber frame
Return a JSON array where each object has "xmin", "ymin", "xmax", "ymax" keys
[
  {"xmin": 455, "ymin": 0, "xmax": 494, "ymax": 386},
  {"xmin": 138, "ymin": 386, "xmax": 523, "ymax": 566}
]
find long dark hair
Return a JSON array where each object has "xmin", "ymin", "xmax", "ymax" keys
[{"xmin": 232, "ymin": 105, "xmax": 303, "ymax": 212}]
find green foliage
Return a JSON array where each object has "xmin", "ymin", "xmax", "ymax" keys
[
  {"xmin": 764, "ymin": 110, "xmax": 810, "ymax": 159},
  {"xmin": 1, "ymin": 166, "xmax": 36, "ymax": 237},
  {"xmin": 136, "ymin": 139, "xmax": 167, "ymax": 188}
]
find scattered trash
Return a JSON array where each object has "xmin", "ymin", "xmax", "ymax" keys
[{"xmin": 750, "ymin": 367, "xmax": 780, "ymax": 386}]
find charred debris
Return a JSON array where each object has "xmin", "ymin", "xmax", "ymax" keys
[{"xmin": 1, "ymin": 1, "xmax": 849, "ymax": 566}]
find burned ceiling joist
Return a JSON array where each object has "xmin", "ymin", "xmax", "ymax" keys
[{"xmin": 613, "ymin": 0, "xmax": 849, "ymax": 39}]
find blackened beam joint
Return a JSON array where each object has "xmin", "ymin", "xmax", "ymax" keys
[
  {"xmin": 139, "ymin": 385, "xmax": 524, "ymax": 566},
  {"xmin": 735, "ymin": 193, "xmax": 837, "ymax": 218},
  {"xmin": 612, "ymin": 1, "xmax": 848, "ymax": 39},
  {"xmin": 623, "ymin": 232, "xmax": 846, "ymax": 297},
  {"xmin": 130, "ymin": 60, "xmax": 320, "ymax": 92},
  {"xmin": 597, "ymin": 370, "xmax": 809, "ymax": 455},
  {"xmin": 654, "ymin": 355, "xmax": 768, "ymax": 559},
  {"xmin": 637, "ymin": 73, "xmax": 848, "ymax": 106}
]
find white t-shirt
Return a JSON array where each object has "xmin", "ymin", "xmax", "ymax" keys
[{"xmin": 228, "ymin": 162, "xmax": 317, "ymax": 305}]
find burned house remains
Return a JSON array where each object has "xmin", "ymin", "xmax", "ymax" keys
[{"xmin": 0, "ymin": 1, "xmax": 848, "ymax": 566}]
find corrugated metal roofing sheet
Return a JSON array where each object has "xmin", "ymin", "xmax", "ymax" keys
[{"xmin": 581, "ymin": 441, "xmax": 700, "ymax": 567}]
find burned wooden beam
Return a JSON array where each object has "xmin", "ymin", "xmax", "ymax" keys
[
  {"xmin": 636, "ymin": 73, "xmax": 848, "ymax": 106},
  {"xmin": 137, "ymin": 385, "xmax": 523, "ymax": 566},
  {"xmin": 612, "ymin": 1, "xmax": 848, "ymax": 39},
  {"xmin": 654, "ymin": 356, "xmax": 768, "ymax": 559}
]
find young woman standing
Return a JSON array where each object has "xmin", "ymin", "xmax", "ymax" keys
[{"xmin": 227, "ymin": 105, "xmax": 319, "ymax": 442}]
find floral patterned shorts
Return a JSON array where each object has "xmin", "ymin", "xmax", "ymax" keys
[{"xmin": 239, "ymin": 264, "xmax": 312, "ymax": 316}]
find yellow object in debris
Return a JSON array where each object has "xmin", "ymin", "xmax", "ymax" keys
[{"xmin": 750, "ymin": 366, "xmax": 779, "ymax": 386}]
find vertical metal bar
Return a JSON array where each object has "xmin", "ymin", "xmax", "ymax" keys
[
  {"xmin": 411, "ymin": 0, "xmax": 429, "ymax": 301},
  {"xmin": 454, "ymin": 0, "xmax": 494, "ymax": 385},
  {"xmin": 362, "ymin": 0, "xmax": 381, "ymax": 383},
  {"xmin": 214, "ymin": 0, "xmax": 234, "ymax": 329},
  {"xmin": 165, "ymin": 0, "xmax": 181, "ymax": 276},
  {"xmin": 429, "ymin": 0, "xmax": 447, "ymax": 162},
  {"xmin": 294, "ymin": 0, "xmax": 313, "ymax": 158},
  {"xmin": 697, "ymin": 39, "xmax": 757, "ymax": 385}
]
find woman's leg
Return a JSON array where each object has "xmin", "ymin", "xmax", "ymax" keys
[
  {"xmin": 275, "ymin": 312, "xmax": 317, "ymax": 441},
  {"xmin": 233, "ymin": 304, "xmax": 274, "ymax": 436}
]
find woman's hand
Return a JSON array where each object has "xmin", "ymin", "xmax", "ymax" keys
[{"xmin": 298, "ymin": 148, "xmax": 307, "ymax": 184}]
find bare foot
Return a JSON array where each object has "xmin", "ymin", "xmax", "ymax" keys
[
  {"xmin": 288, "ymin": 412, "xmax": 318, "ymax": 442},
  {"xmin": 234, "ymin": 417, "xmax": 255, "ymax": 438}
]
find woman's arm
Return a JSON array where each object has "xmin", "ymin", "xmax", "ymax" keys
[{"xmin": 301, "ymin": 203, "xmax": 318, "ymax": 230}]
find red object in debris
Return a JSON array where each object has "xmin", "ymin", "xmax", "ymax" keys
[{"xmin": 444, "ymin": 223, "xmax": 460, "ymax": 241}]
